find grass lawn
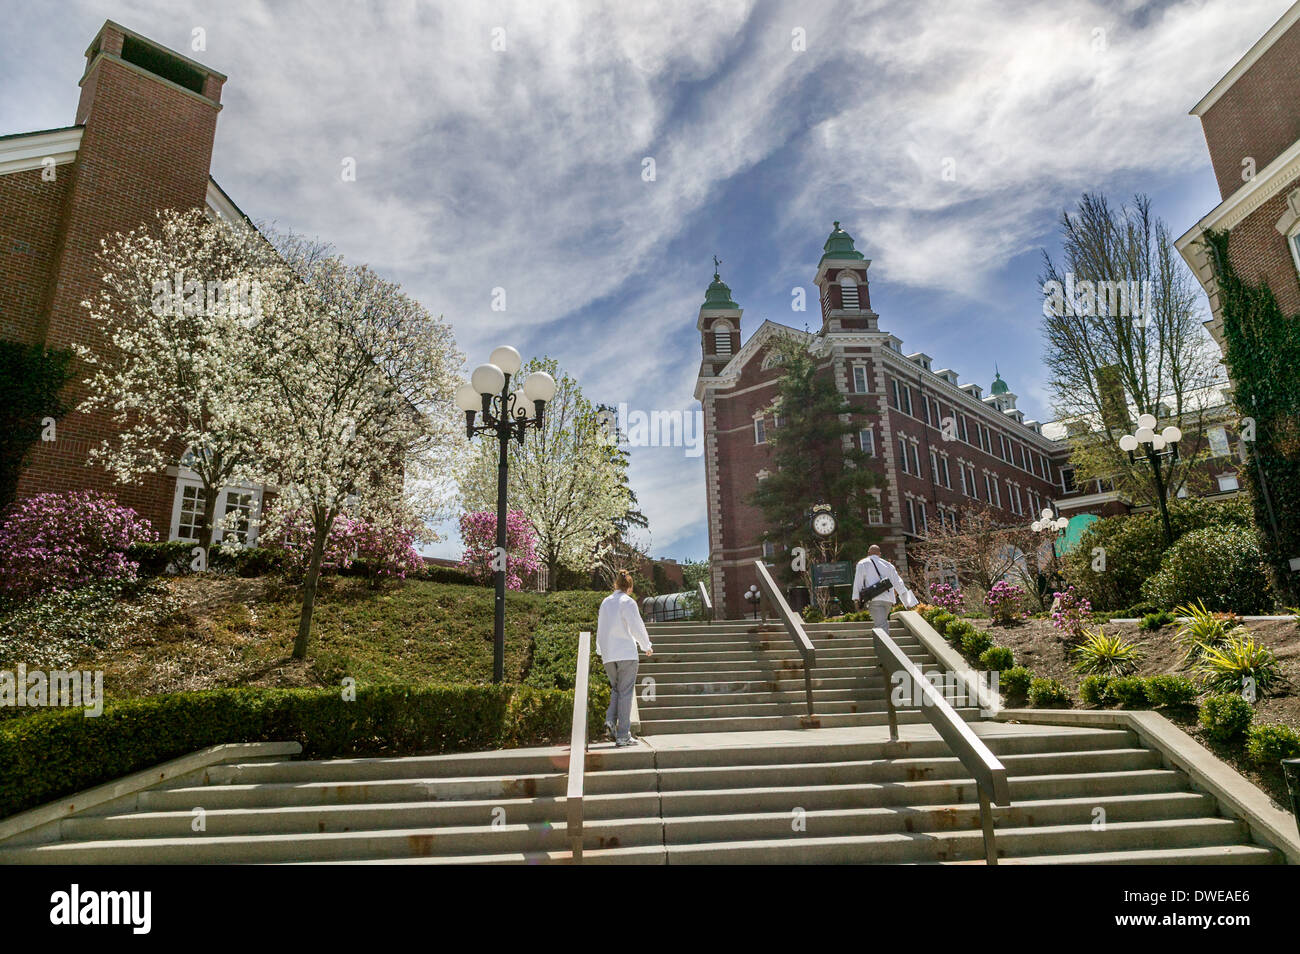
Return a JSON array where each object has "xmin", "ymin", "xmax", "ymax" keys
[{"xmin": 0, "ymin": 575, "xmax": 606, "ymax": 711}]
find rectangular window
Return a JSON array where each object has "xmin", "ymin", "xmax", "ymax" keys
[
  {"xmin": 868, "ymin": 506, "xmax": 883, "ymax": 525},
  {"xmin": 907, "ymin": 499, "xmax": 917, "ymax": 535},
  {"xmin": 959, "ymin": 415, "xmax": 969, "ymax": 443},
  {"xmin": 1217, "ymin": 473, "xmax": 1240, "ymax": 492},
  {"xmin": 1208, "ymin": 426, "xmax": 1230, "ymax": 458},
  {"xmin": 1062, "ymin": 468, "xmax": 1076, "ymax": 493},
  {"xmin": 853, "ymin": 365, "xmax": 869, "ymax": 394},
  {"xmin": 177, "ymin": 484, "xmax": 203, "ymax": 541},
  {"xmin": 910, "ymin": 442, "xmax": 921, "ymax": 477},
  {"xmin": 762, "ymin": 540, "xmax": 776, "ymax": 558},
  {"xmin": 859, "ymin": 428, "xmax": 875, "ymax": 457},
  {"xmin": 902, "ymin": 385, "xmax": 913, "ymax": 417},
  {"xmin": 890, "ymin": 379, "xmax": 901, "ymax": 410},
  {"xmin": 221, "ymin": 491, "xmax": 254, "ymax": 545},
  {"xmin": 918, "ymin": 501, "xmax": 928, "ymax": 534},
  {"xmin": 754, "ymin": 419, "xmax": 766, "ymax": 444},
  {"xmin": 899, "ymin": 437, "xmax": 910, "ymax": 474},
  {"xmin": 941, "ymin": 456, "xmax": 951, "ymax": 489},
  {"xmin": 930, "ymin": 448, "xmax": 939, "ymax": 480}
]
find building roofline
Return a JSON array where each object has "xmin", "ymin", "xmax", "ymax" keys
[{"xmin": 1189, "ymin": 1, "xmax": 1300, "ymax": 117}]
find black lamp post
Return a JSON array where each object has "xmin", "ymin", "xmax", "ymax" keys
[
  {"xmin": 1119, "ymin": 414, "xmax": 1182, "ymax": 547},
  {"xmin": 744, "ymin": 584, "xmax": 762, "ymax": 620},
  {"xmin": 455, "ymin": 347, "xmax": 556, "ymax": 683}
]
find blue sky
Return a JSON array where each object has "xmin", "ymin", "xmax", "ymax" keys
[{"xmin": 1, "ymin": 0, "xmax": 1291, "ymax": 563}]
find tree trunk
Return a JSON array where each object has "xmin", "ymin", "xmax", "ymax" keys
[
  {"xmin": 201, "ymin": 484, "xmax": 221, "ymax": 562},
  {"xmin": 292, "ymin": 519, "xmax": 329, "ymax": 660}
]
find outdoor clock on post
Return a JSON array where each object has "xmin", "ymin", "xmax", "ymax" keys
[{"xmin": 810, "ymin": 504, "xmax": 837, "ymax": 538}]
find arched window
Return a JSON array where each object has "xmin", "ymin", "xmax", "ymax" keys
[
  {"xmin": 712, "ymin": 320, "xmax": 733, "ymax": 357},
  {"xmin": 839, "ymin": 272, "xmax": 860, "ymax": 311}
]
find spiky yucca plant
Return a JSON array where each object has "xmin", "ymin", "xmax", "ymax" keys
[
  {"xmin": 1172, "ymin": 600, "xmax": 1238, "ymax": 666},
  {"xmin": 1196, "ymin": 635, "xmax": 1280, "ymax": 697},
  {"xmin": 1072, "ymin": 628, "xmax": 1143, "ymax": 676}
]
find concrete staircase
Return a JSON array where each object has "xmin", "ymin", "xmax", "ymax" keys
[
  {"xmin": 636, "ymin": 617, "xmax": 981, "ymax": 734},
  {"xmin": 0, "ymin": 618, "xmax": 1285, "ymax": 865}
]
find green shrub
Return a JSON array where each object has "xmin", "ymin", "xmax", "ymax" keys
[
  {"xmin": 931, "ymin": 611, "xmax": 955, "ymax": 635},
  {"xmin": 419, "ymin": 564, "xmax": 482, "ymax": 586},
  {"xmin": 944, "ymin": 619, "xmax": 974, "ymax": 644},
  {"xmin": 1071, "ymin": 628, "xmax": 1142, "ymax": 676},
  {"xmin": 1139, "ymin": 610, "xmax": 1176, "ymax": 631},
  {"xmin": 522, "ymin": 591, "xmax": 605, "ymax": 691},
  {"xmin": 979, "ymin": 646, "xmax": 1014, "ymax": 671},
  {"xmin": 1199, "ymin": 693, "xmax": 1254, "ymax": 743},
  {"xmin": 1079, "ymin": 674, "xmax": 1114, "ymax": 707},
  {"xmin": 1107, "ymin": 676, "xmax": 1149, "ymax": 709},
  {"xmin": 0, "ymin": 681, "xmax": 605, "ymax": 820},
  {"xmin": 210, "ymin": 545, "xmax": 285, "ymax": 578},
  {"xmin": 1060, "ymin": 498, "xmax": 1254, "ymax": 612},
  {"xmin": 127, "ymin": 541, "xmax": 196, "ymax": 577},
  {"xmin": 1145, "ymin": 674, "xmax": 1198, "ymax": 708},
  {"xmin": 1028, "ymin": 677, "xmax": 1071, "ymax": 708},
  {"xmin": 961, "ymin": 628, "xmax": 993, "ymax": 658},
  {"xmin": 1121, "ymin": 602, "xmax": 1159, "ymax": 619},
  {"xmin": 1000, "ymin": 666, "xmax": 1033, "ymax": 699},
  {"xmin": 1142, "ymin": 526, "xmax": 1276, "ymax": 615},
  {"xmin": 1245, "ymin": 724, "xmax": 1300, "ymax": 768},
  {"xmin": 1196, "ymin": 634, "xmax": 1281, "ymax": 697}
]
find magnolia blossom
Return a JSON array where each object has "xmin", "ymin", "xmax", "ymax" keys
[{"xmin": 458, "ymin": 509, "xmax": 540, "ymax": 590}]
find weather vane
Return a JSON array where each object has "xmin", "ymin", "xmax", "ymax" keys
[{"xmin": 713, "ymin": 254, "xmax": 721, "ymax": 278}]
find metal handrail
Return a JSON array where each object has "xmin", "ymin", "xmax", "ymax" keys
[
  {"xmin": 697, "ymin": 580, "xmax": 713, "ymax": 623},
  {"xmin": 566, "ymin": 630, "xmax": 592, "ymax": 863},
  {"xmin": 752, "ymin": 560, "xmax": 817, "ymax": 719},
  {"xmin": 872, "ymin": 624, "xmax": 1010, "ymax": 864}
]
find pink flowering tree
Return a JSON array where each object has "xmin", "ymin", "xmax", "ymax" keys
[
  {"xmin": 928, "ymin": 582, "xmax": 964, "ymax": 614},
  {"xmin": 0, "ymin": 490, "xmax": 155, "ymax": 599},
  {"xmin": 984, "ymin": 579, "xmax": 1026, "ymax": 624},
  {"xmin": 1049, "ymin": 585, "xmax": 1092, "ymax": 641},
  {"xmin": 263, "ymin": 508, "xmax": 424, "ymax": 584},
  {"xmin": 458, "ymin": 510, "xmax": 540, "ymax": 591}
]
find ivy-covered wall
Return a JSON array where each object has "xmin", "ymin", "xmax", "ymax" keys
[
  {"xmin": 0, "ymin": 339, "xmax": 73, "ymax": 512},
  {"xmin": 1203, "ymin": 229, "xmax": 1300, "ymax": 605}
]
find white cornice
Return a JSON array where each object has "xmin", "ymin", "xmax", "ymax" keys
[
  {"xmin": 0, "ymin": 126, "xmax": 83, "ymax": 177},
  {"xmin": 1190, "ymin": 1, "xmax": 1300, "ymax": 117}
]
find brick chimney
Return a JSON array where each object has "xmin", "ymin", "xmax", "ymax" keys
[{"xmin": 16, "ymin": 21, "xmax": 229, "ymax": 532}]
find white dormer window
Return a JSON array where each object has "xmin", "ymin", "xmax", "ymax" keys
[{"xmin": 839, "ymin": 273, "xmax": 860, "ymax": 310}]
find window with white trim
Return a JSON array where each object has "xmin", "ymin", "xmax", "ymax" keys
[
  {"xmin": 1207, "ymin": 426, "xmax": 1230, "ymax": 458},
  {"xmin": 176, "ymin": 484, "xmax": 203, "ymax": 541},
  {"xmin": 868, "ymin": 506, "xmax": 883, "ymax": 525},
  {"xmin": 940, "ymin": 456, "xmax": 951, "ymax": 489},
  {"xmin": 909, "ymin": 441, "xmax": 921, "ymax": 477},
  {"xmin": 906, "ymin": 499, "xmax": 917, "ymax": 534},
  {"xmin": 754, "ymin": 418, "xmax": 766, "ymax": 444},
  {"xmin": 917, "ymin": 500, "xmax": 928, "ymax": 535},
  {"xmin": 853, "ymin": 365, "xmax": 869, "ymax": 393},
  {"xmin": 899, "ymin": 436, "xmax": 910, "ymax": 474},
  {"xmin": 859, "ymin": 428, "xmax": 875, "ymax": 456}
]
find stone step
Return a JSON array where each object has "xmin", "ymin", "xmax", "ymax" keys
[
  {"xmin": 658, "ymin": 818, "xmax": 1255, "ymax": 864},
  {"xmin": 640, "ymin": 647, "xmax": 931, "ymax": 666},
  {"xmin": 638, "ymin": 708, "xmax": 985, "ymax": 735},
  {"xmin": 985, "ymin": 844, "xmax": 1280, "ymax": 865},
  {"xmin": 652, "ymin": 747, "xmax": 1158, "ymax": 789},
  {"xmin": 637, "ymin": 699, "xmax": 895, "ymax": 719},
  {"xmin": 639, "ymin": 662, "xmax": 944, "ymax": 682}
]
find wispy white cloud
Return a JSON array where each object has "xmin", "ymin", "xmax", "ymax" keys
[{"xmin": 1, "ymin": 0, "xmax": 1289, "ymax": 561}]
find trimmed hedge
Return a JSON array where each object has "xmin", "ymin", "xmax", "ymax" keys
[
  {"xmin": 0, "ymin": 681, "xmax": 608, "ymax": 821},
  {"xmin": 1199, "ymin": 693, "xmax": 1254, "ymax": 743},
  {"xmin": 1141, "ymin": 526, "xmax": 1275, "ymax": 615}
]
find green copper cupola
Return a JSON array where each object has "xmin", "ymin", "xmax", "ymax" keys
[
  {"xmin": 702, "ymin": 256, "xmax": 739, "ymax": 310},
  {"xmin": 818, "ymin": 220, "xmax": 865, "ymax": 265},
  {"xmin": 991, "ymin": 368, "xmax": 1009, "ymax": 395}
]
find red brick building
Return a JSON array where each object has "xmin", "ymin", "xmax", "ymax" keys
[
  {"xmin": 1177, "ymin": 2, "xmax": 1300, "ymax": 347},
  {"xmin": 695, "ymin": 223, "xmax": 1070, "ymax": 619},
  {"xmin": 1, "ymin": 22, "xmax": 263, "ymax": 544}
]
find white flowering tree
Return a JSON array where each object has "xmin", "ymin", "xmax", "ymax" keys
[
  {"xmin": 460, "ymin": 357, "xmax": 638, "ymax": 587},
  {"xmin": 253, "ymin": 236, "xmax": 465, "ymax": 658},
  {"xmin": 79, "ymin": 208, "xmax": 281, "ymax": 551}
]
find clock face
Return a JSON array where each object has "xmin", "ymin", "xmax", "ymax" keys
[{"xmin": 812, "ymin": 512, "xmax": 836, "ymax": 537}]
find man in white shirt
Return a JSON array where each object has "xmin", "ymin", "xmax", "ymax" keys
[
  {"xmin": 852, "ymin": 545, "xmax": 916, "ymax": 632},
  {"xmin": 595, "ymin": 570, "xmax": 653, "ymax": 746}
]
